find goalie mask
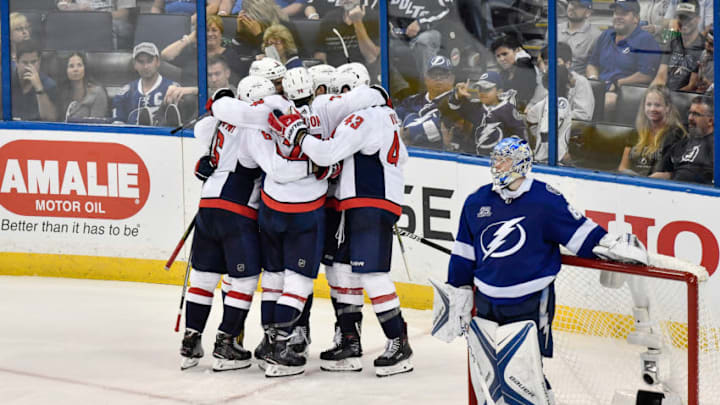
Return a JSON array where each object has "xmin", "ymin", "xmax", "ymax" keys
[
  {"xmin": 249, "ymin": 57, "xmax": 287, "ymax": 81},
  {"xmin": 308, "ymin": 64, "xmax": 336, "ymax": 95},
  {"xmin": 334, "ymin": 62, "xmax": 370, "ymax": 93},
  {"xmin": 236, "ymin": 76, "xmax": 275, "ymax": 103},
  {"xmin": 282, "ymin": 67, "xmax": 314, "ymax": 102},
  {"xmin": 490, "ymin": 136, "xmax": 532, "ymax": 190}
]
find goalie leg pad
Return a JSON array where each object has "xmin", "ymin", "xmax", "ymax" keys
[
  {"xmin": 334, "ymin": 263, "xmax": 364, "ymax": 306},
  {"xmin": 496, "ymin": 321, "xmax": 553, "ymax": 405},
  {"xmin": 429, "ymin": 279, "xmax": 473, "ymax": 343},
  {"xmin": 467, "ymin": 317, "xmax": 503, "ymax": 404}
]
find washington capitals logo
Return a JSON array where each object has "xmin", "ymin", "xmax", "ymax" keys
[{"xmin": 479, "ymin": 217, "xmax": 527, "ymax": 261}]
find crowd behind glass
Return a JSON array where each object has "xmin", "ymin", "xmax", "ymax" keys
[{"xmin": 4, "ymin": 0, "xmax": 716, "ymax": 185}]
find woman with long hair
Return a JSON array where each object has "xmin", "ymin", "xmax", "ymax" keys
[
  {"xmin": 618, "ymin": 84, "xmax": 686, "ymax": 176},
  {"xmin": 57, "ymin": 52, "xmax": 109, "ymax": 122},
  {"xmin": 261, "ymin": 24, "xmax": 301, "ymax": 68},
  {"xmin": 162, "ymin": 14, "xmax": 227, "ymax": 85}
]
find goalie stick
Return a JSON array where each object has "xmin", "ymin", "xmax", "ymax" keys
[{"xmin": 395, "ymin": 228, "xmax": 452, "ymax": 255}]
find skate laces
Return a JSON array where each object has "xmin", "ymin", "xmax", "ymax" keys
[
  {"xmin": 332, "ymin": 326, "xmax": 342, "ymax": 347},
  {"xmin": 381, "ymin": 337, "xmax": 400, "ymax": 358},
  {"xmin": 288, "ymin": 326, "xmax": 309, "ymax": 346}
]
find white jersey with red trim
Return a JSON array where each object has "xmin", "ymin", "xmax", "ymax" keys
[
  {"xmin": 194, "ymin": 114, "xmax": 311, "ymax": 216},
  {"xmin": 210, "ymin": 96, "xmax": 327, "ymax": 212},
  {"xmin": 300, "ymin": 106, "xmax": 408, "ymax": 216}
]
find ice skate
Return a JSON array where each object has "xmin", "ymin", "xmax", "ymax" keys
[
  {"xmin": 265, "ymin": 332, "xmax": 306, "ymax": 378},
  {"xmin": 254, "ymin": 327, "xmax": 276, "ymax": 370},
  {"xmin": 374, "ymin": 325, "xmax": 413, "ymax": 377},
  {"xmin": 180, "ymin": 329, "xmax": 203, "ymax": 370},
  {"xmin": 288, "ymin": 325, "xmax": 310, "ymax": 358},
  {"xmin": 212, "ymin": 331, "xmax": 252, "ymax": 371},
  {"xmin": 320, "ymin": 323, "xmax": 362, "ymax": 372}
]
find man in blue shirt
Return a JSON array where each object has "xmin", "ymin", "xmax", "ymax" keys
[{"xmin": 586, "ymin": 0, "xmax": 661, "ymax": 115}]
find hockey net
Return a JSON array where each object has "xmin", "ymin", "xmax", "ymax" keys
[{"xmin": 468, "ymin": 254, "xmax": 720, "ymax": 405}]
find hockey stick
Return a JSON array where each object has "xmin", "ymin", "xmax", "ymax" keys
[
  {"xmin": 170, "ymin": 111, "xmax": 210, "ymax": 134},
  {"xmin": 332, "ymin": 28, "xmax": 352, "ymax": 63},
  {"xmin": 393, "ymin": 224, "xmax": 412, "ymax": 281},
  {"xmin": 174, "ymin": 250, "xmax": 193, "ymax": 332},
  {"xmin": 164, "ymin": 215, "xmax": 197, "ymax": 270},
  {"xmin": 395, "ymin": 228, "xmax": 452, "ymax": 255}
]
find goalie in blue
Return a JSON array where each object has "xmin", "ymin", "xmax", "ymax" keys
[{"xmin": 432, "ymin": 136, "xmax": 649, "ymax": 404}]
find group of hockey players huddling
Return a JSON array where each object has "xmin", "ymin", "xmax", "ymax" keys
[{"xmin": 180, "ymin": 57, "xmax": 414, "ymax": 378}]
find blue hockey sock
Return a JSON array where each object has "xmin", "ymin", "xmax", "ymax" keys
[
  {"xmin": 338, "ymin": 303, "xmax": 363, "ymax": 333},
  {"xmin": 185, "ymin": 301, "xmax": 212, "ymax": 333},
  {"xmin": 297, "ymin": 294, "xmax": 313, "ymax": 327},
  {"xmin": 218, "ymin": 306, "xmax": 248, "ymax": 337},
  {"xmin": 377, "ymin": 309, "xmax": 403, "ymax": 339},
  {"xmin": 274, "ymin": 304, "xmax": 301, "ymax": 334},
  {"xmin": 261, "ymin": 300, "xmax": 275, "ymax": 327}
]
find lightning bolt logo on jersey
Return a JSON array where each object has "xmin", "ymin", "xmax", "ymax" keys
[
  {"xmin": 480, "ymin": 217, "xmax": 527, "ymax": 260},
  {"xmin": 447, "ymin": 178, "xmax": 607, "ymax": 302}
]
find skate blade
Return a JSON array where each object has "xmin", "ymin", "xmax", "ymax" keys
[
  {"xmin": 180, "ymin": 357, "xmax": 200, "ymax": 370},
  {"xmin": 212, "ymin": 358, "xmax": 252, "ymax": 372},
  {"xmin": 256, "ymin": 359, "xmax": 267, "ymax": 371},
  {"xmin": 320, "ymin": 358, "xmax": 363, "ymax": 372},
  {"xmin": 375, "ymin": 359, "xmax": 413, "ymax": 377},
  {"xmin": 264, "ymin": 363, "xmax": 305, "ymax": 378}
]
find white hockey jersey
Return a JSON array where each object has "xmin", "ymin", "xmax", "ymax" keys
[
  {"xmin": 206, "ymin": 96, "xmax": 319, "ymax": 213},
  {"xmin": 300, "ymin": 106, "xmax": 408, "ymax": 216}
]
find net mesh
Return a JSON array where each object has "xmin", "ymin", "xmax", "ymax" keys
[{"xmin": 544, "ymin": 260, "xmax": 720, "ymax": 405}]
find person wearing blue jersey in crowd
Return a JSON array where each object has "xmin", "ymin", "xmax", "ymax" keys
[
  {"xmin": 586, "ymin": 0, "xmax": 662, "ymax": 115},
  {"xmin": 112, "ymin": 42, "xmax": 181, "ymax": 126},
  {"xmin": 430, "ymin": 137, "xmax": 650, "ymax": 404}
]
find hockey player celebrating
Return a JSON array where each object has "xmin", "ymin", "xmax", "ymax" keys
[
  {"xmin": 180, "ymin": 87, "xmax": 311, "ymax": 373},
  {"xmin": 268, "ymin": 80, "xmax": 414, "ymax": 377},
  {"xmin": 431, "ymin": 136, "xmax": 649, "ymax": 404}
]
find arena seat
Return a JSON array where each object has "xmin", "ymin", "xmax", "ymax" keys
[
  {"xmin": 290, "ymin": 19, "xmax": 323, "ymax": 58},
  {"xmin": 587, "ymin": 79, "xmax": 606, "ymax": 122},
  {"xmin": 44, "ymin": 11, "xmax": 114, "ymax": 51},
  {"xmin": 568, "ymin": 121, "xmax": 635, "ymax": 171},
  {"xmin": 133, "ymin": 13, "xmax": 191, "ymax": 51},
  {"xmin": 615, "ymin": 84, "xmax": 647, "ymax": 126},
  {"xmin": 672, "ymin": 90, "xmax": 698, "ymax": 123},
  {"xmin": 12, "ymin": 0, "xmax": 56, "ymax": 11},
  {"xmin": 20, "ymin": 10, "xmax": 46, "ymax": 46}
]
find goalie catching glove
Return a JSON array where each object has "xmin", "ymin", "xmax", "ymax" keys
[
  {"xmin": 429, "ymin": 279, "xmax": 473, "ymax": 343},
  {"xmin": 592, "ymin": 232, "xmax": 648, "ymax": 265},
  {"xmin": 268, "ymin": 109, "xmax": 309, "ymax": 147}
]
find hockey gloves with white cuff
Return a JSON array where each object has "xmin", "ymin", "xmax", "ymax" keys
[
  {"xmin": 268, "ymin": 109, "xmax": 309, "ymax": 147},
  {"xmin": 194, "ymin": 155, "xmax": 216, "ymax": 181},
  {"xmin": 370, "ymin": 84, "xmax": 393, "ymax": 108},
  {"xmin": 592, "ymin": 232, "xmax": 649, "ymax": 266},
  {"xmin": 205, "ymin": 87, "xmax": 235, "ymax": 114},
  {"xmin": 313, "ymin": 161, "xmax": 343, "ymax": 181},
  {"xmin": 429, "ymin": 278, "xmax": 474, "ymax": 343}
]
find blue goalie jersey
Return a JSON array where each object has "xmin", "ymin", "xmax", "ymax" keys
[{"xmin": 447, "ymin": 178, "xmax": 606, "ymax": 303}]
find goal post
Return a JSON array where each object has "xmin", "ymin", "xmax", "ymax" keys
[{"xmin": 467, "ymin": 254, "xmax": 720, "ymax": 405}]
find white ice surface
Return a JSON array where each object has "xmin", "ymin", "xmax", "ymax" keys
[{"xmin": 0, "ymin": 276, "xmax": 469, "ymax": 405}]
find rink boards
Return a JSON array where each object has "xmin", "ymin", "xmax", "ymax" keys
[{"xmin": 0, "ymin": 128, "xmax": 719, "ymax": 312}]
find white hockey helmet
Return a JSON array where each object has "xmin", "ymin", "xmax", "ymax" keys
[
  {"xmin": 489, "ymin": 136, "xmax": 533, "ymax": 190},
  {"xmin": 308, "ymin": 64, "xmax": 337, "ymax": 95},
  {"xmin": 249, "ymin": 57, "xmax": 287, "ymax": 81},
  {"xmin": 236, "ymin": 75, "xmax": 276, "ymax": 103},
  {"xmin": 282, "ymin": 67, "xmax": 314, "ymax": 101},
  {"xmin": 334, "ymin": 62, "xmax": 370, "ymax": 93}
]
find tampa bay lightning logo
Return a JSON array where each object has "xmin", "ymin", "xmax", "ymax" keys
[
  {"xmin": 475, "ymin": 122, "xmax": 504, "ymax": 154},
  {"xmin": 479, "ymin": 217, "xmax": 527, "ymax": 261}
]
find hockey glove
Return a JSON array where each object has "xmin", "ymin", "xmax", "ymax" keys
[
  {"xmin": 370, "ymin": 84, "xmax": 393, "ymax": 108},
  {"xmin": 313, "ymin": 161, "xmax": 343, "ymax": 180},
  {"xmin": 194, "ymin": 155, "xmax": 216, "ymax": 181},
  {"xmin": 205, "ymin": 87, "xmax": 235, "ymax": 113},
  {"xmin": 429, "ymin": 278, "xmax": 473, "ymax": 343},
  {"xmin": 592, "ymin": 232, "xmax": 649, "ymax": 265},
  {"xmin": 268, "ymin": 110, "xmax": 309, "ymax": 147}
]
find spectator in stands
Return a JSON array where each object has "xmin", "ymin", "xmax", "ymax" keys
[
  {"xmin": 551, "ymin": 0, "xmax": 602, "ymax": 75},
  {"xmin": 57, "ymin": 52, "xmax": 109, "ymax": 122},
  {"xmin": 11, "ymin": 40, "xmax": 58, "ymax": 122},
  {"xmin": 587, "ymin": 0, "xmax": 662, "ymax": 115},
  {"xmin": 162, "ymin": 14, "xmax": 227, "ymax": 85},
  {"xmin": 112, "ymin": 42, "xmax": 180, "ymax": 126},
  {"xmin": 537, "ymin": 42, "xmax": 595, "ymax": 121},
  {"xmin": 652, "ymin": 95, "xmax": 714, "ymax": 184},
  {"xmin": 226, "ymin": 0, "xmax": 318, "ymax": 19},
  {"xmin": 652, "ymin": 2, "xmax": 705, "ymax": 92},
  {"xmin": 387, "ymin": 0, "xmax": 447, "ymax": 79},
  {"xmin": 151, "ymin": 0, "xmax": 223, "ymax": 14},
  {"xmin": 261, "ymin": 24, "xmax": 302, "ymax": 68},
  {"xmin": 443, "ymin": 71, "xmax": 526, "ymax": 156},
  {"xmin": 207, "ymin": 55, "xmax": 233, "ymax": 96},
  {"xmin": 397, "ymin": 55, "xmax": 458, "ymax": 151},
  {"xmin": 10, "ymin": 12, "xmax": 32, "ymax": 62},
  {"xmin": 55, "ymin": 0, "xmax": 136, "ymax": 49},
  {"xmin": 618, "ymin": 84, "xmax": 686, "ymax": 176},
  {"xmin": 491, "ymin": 35, "xmax": 538, "ymax": 112},
  {"xmin": 693, "ymin": 29, "xmax": 713, "ymax": 93},
  {"xmin": 232, "ymin": 0, "xmax": 288, "ymax": 53},
  {"xmin": 638, "ymin": 0, "xmax": 673, "ymax": 42},
  {"xmin": 526, "ymin": 65, "xmax": 574, "ymax": 163}
]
